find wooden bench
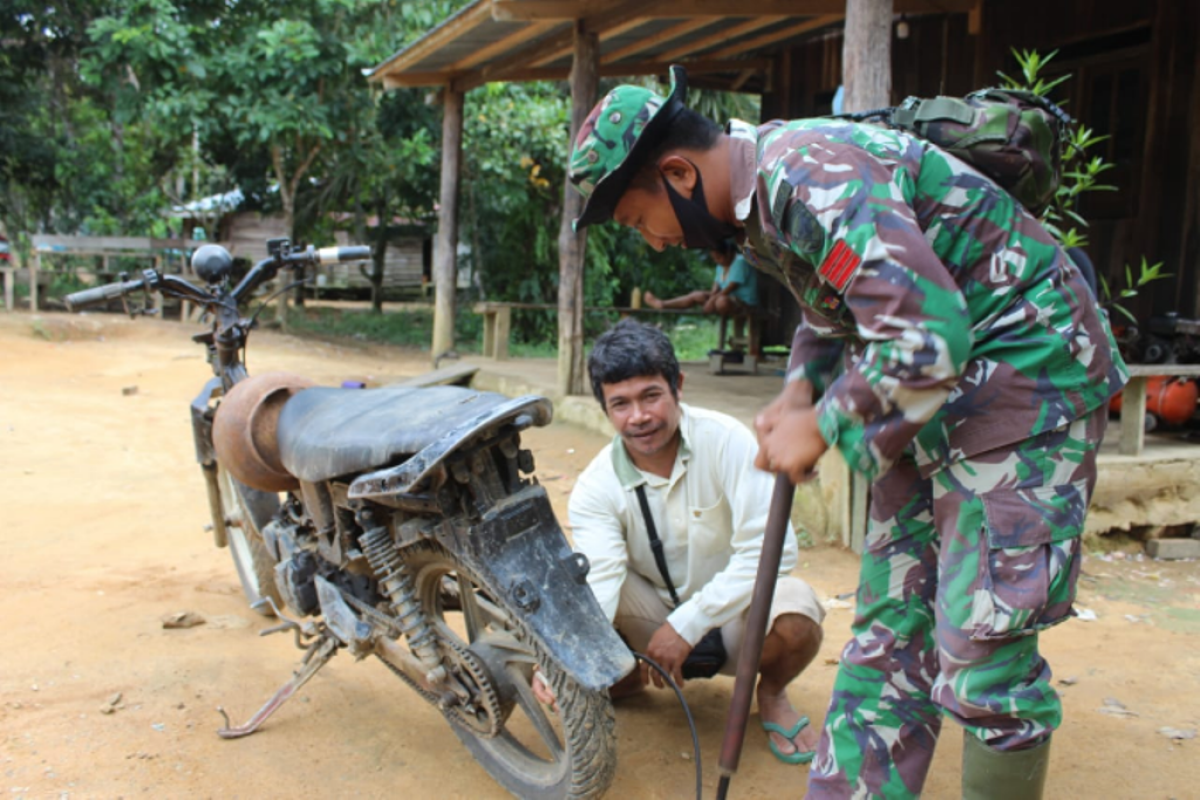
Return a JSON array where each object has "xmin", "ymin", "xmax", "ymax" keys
[
  {"xmin": 1118, "ymin": 364, "xmax": 1200, "ymax": 456},
  {"xmin": 709, "ymin": 311, "xmax": 767, "ymax": 375},
  {"xmin": 472, "ymin": 301, "xmax": 689, "ymax": 361}
]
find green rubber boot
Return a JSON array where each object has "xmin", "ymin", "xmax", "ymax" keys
[{"xmin": 961, "ymin": 732, "xmax": 1050, "ymax": 800}]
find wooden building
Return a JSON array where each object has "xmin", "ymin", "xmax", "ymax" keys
[{"xmin": 370, "ymin": 0, "xmax": 1200, "ymax": 384}]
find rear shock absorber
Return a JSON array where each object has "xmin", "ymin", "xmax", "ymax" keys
[{"xmin": 358, "ymin": 515, "xmax": 444, "ymax": 678}]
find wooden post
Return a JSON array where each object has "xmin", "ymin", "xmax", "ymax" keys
[
  {"xmin": 556, "ymin": 21, "xmax": 599, "ymax": 396},
  {"xmin": 840, "ymin": 0, "xmax": 892, "ymax": 552},
  {"xmin": 431, "ymin": 87, "xmax": 464, "ymax": 365},
  {"xmin": 3, "ymin": 269, "xmax": 12, "ymax": 312},
  {"xmin": 494, "ymin": 305, "xmax": 512, "ymax": 361},
  {"xmin": 30, "ymin": 250, "xmax": 40, "ymax": 312},
  {"xmin": 1119, "ymin": 377, "xmax": 1148, "ymax": 457},
  {"xmin": 152, "ymin": 255, "xmax": 164, "ymax": 316},
  {"xmin": 842, "ymin": 0, "xmax": 893, "ymax": 113}
]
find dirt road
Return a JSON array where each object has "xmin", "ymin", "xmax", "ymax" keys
[{"xmin": 2, "ymin": 313, "xmax": 1198, "ymax": 799}]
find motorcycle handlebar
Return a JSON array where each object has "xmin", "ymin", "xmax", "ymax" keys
[
  {"xmin": 64, "ymin": 278, "xmax": 147, "ymax": 312},
  {"xmin": 315, "ymin": 245, "xmax": 372, "ymax": 264}
]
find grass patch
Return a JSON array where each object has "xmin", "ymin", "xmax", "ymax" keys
[
  {"xmin": 286, "ymin": 306, "xmax": 478, "ymax": 353},
  {"xmin": 285, "ymin": 305, "xmax": 726, "ymax": 362}
]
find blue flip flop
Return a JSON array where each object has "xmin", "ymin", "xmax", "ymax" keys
[{"xmin": 762, "ymin": 716, "xmax": 816, "ymax": 765}]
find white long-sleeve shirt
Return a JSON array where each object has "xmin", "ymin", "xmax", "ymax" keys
[{"xmin": 568, "ymin": 404, "xmax": 798, "ymax": 647}]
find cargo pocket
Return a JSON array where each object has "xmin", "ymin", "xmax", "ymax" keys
[{"xmin": 967, "ymin": 479, "xmax": 1087, "ymax": 642}]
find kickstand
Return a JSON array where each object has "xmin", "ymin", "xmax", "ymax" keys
[{"xmin": 216, "ymin": 635, "xmax": 340, "ymax": 739}]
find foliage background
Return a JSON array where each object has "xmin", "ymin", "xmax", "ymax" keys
[{"xmin": 2, "ymin": 0, "xmax": 759, "ymax": 354}]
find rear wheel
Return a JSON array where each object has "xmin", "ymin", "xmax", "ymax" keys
[
  {"xmin": 402, "ymin": 543, "xmax": 618, "ymax": 800},
  {"xmin": 217, "ymin": 465, "xmax": 282, "ymax": 616}
]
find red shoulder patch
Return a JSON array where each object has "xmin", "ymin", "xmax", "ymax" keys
[{"xmin": 818, "ymin": 241, "xmax": 861, "ymax": 291}]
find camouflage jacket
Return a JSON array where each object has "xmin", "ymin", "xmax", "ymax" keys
[{"xmin": 729, "ymin": 118, "xmax": 1127, "ymax": 480}]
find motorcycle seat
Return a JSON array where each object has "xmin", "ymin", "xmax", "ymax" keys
[{"xmin": 277, "ymin": 384, "xmax": 529, "ymax": 484}]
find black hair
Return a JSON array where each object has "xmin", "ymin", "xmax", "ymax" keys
[
  {"xmin": 711, "ymin": 237, "xmax": 737, "ymax": 261},
  {"xmin": 630, "ymin": 106, "xmax": 722, "ymax": 192},
  {"xmin": 587, "ymin": 318, "xmax": 681, "ymax": 410}
]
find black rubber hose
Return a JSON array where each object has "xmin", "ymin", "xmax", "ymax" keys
[{"xmin": 633, "ymin": 652, "xmax": 703, "ymax": 800}]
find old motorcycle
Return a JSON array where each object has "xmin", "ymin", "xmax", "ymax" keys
[{"xmin": 65, "ymin": 239, "xmax": 633, "ymax": 799}]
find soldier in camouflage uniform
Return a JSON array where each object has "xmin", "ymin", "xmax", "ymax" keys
[{"xmin": 567, "ymin": 66, "xmax": 1127, "ymax": 799}]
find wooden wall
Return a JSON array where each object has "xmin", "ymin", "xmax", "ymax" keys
[{"xmin": 761, "ymin": 0, "xmax": 1200, "ymax": 322}]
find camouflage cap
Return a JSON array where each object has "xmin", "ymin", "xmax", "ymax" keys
[{"xmin": 569, "ymin": 65, "xmax": 688, "ymax": 230}]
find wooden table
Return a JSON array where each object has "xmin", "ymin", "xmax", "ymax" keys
[{"xmin": 1118, "ymin": 364, "xmax": 1200, "ymax": 456}]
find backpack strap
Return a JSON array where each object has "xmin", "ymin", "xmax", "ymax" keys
[
  {"xmin": 891, "ymin": 95, "xmax": 977, "ymax": 129},
  {"xmin": 633, "ymin": 484, "xmax": 681, "ymax": 608}
]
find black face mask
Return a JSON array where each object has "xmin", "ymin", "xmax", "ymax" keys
[{"xmin": 662, "ymin": 161, "xmax": 737, "ymax": 250}]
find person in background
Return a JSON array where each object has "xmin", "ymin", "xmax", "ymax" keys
[{"xmin": 644, "ymin": 239, "xmax": 759, "ymax": 319}]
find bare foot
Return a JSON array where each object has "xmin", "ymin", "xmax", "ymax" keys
[
  {"xmin": 757, "ymin": 684, "xmax": 818, "ymax": 757},
  {"xmin": 643, "ymin": 291, "xmax": 664, "ymax": 310}
]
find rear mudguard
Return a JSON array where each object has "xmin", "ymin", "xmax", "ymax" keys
[
  {"xmin": 434, "ymin": 485, "xmax": 635, "ymax": 693},
  {"xmin": 346, "ymin": 395, "xmax": 552, "ymax": 499}
]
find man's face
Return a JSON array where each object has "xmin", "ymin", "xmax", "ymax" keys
[
  {"xmin": 613, "ymin": 184, "xmax": 683, "ymax": 252},
  {"xmin": 601, "ymin": 373, "xmax": 683, "ymax": 461}
]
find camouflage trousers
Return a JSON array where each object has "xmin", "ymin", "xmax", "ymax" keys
[{"xmin": 806, "ymin": 407, "xmax": 1107, "ymax": 799}]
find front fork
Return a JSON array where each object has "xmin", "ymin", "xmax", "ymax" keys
[{"xmin": 191, "ymin": 377, "xmax": 227, "ymax": 547}]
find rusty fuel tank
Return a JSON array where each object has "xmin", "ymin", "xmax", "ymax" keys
[{"xmin": 212, "ymin": 372, "xmax": 315, "ymax": 492}]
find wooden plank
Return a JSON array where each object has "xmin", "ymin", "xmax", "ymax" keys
[
  {"xmin": 494, "ymin": 0, "xmax": 977, "ymax": 18},
  {"xmin": 453, "ymin": 19, "xmax": 559, "ymax": 70},
  {"xmin": 483, "ymin": 57, "xmax": 770, "ymax": 84},
  {"xmin": 656, "ymin": 15, "xmax": 784, "ymax": 63},
  {"xmin": 432, "ymin": 88, "xmax": 465, "ymax": 365},
  {"xmin": 1126, "ymin": 364, "xmax": 1200, "ymax": 377},
  {"xmin": 369, "ymin": 2, "xmax": 493, "ymax": 83},
  {"xmin": 396, "ymin": 363, "xmax": 480, "ymax": 388},
  {"xmin": 457, "ymin": 0, "xmax": 646, "ymax": 91},
  {"xmin": 602, "ymin": 16, "xmax": 717, "ymax": 64},
  {"xmin": 705, "ymin": 15, "xmax": 842, "ymax": 60},
  {"xmin": 492, "ymin": 0, "xmax": 615, "ymax": 20}
]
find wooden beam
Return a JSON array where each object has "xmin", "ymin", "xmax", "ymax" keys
[
  {"xmin": 557, "ymin": 22, "xmax": 599, "ymax": 397},
  {"xmin": 705, "ymin": 15, "xmax": 842, "ymax": 61},
  {"xmin": 531, "ymin": 14, "xmax": 649, "ymax": 67},
  {"xmin": 368, "ymin": 2, "xmax": 493, "ymax": 84},
  {"xmin": 431, "ymin": 87, "xmax": 464, "ymax": 365},
  {"xmin": 603, "ymin": 16, "xmax": 717, "ymax": 64},
  {"xmin": 484, "ymin": 57, "xmax": 770, "ymax": 84},
  {"xmin": 656, "ymin": 15, "xmax": 785, "ymax": 63},
  {"xmin": 492, "ymin": 0, "xmax": 615, "ymax": 20},
  {"xmin": 382, "ymin": 71, "xmax": 462, "ymax": 88},
  {"xmin": 456, "ymin": 0, "xmax": 648, "ymax": 91},
  {"xmin": 731, "ymin": 68, "xmax": 756, "ymax": 91},
  {"xmin": 451, "ymin": 20, "xmax": 559, "ymax": 71},
  {"xmin": 494, "ymin": 0, "xmax": 976, "ymax": 18},
  {"xmin": 967, "ymin": 0, "xmax": 981, "ymax": 35}
]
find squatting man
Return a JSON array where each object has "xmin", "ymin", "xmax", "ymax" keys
[{"xmin": 534, "ymin": 319, "xmax": 827, "ymax": 765}]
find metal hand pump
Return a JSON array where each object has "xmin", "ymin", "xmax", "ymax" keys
[{"xmin": 716, "ymin": 473, "xmax": 795, "ymax": 799}]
